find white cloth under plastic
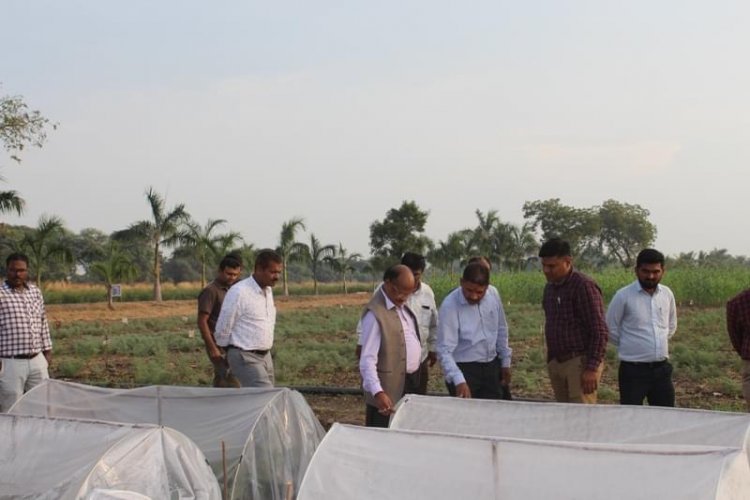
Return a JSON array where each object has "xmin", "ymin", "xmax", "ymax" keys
[
  {"xmin": 298, "ymin": 424, "xmax": 750, "ymax": 500},
  {"xmin": 0, "ymin": 413, "xmax": 220, "ymax": 500},
  {"xmin": 389, "ymin": 394, "xmax": 750, "ymax": 454},
  {"xmin": 10, "ymin": 380, "xmax": 325, "ymax": 500}
]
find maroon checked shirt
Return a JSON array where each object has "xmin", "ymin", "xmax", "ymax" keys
[
  {"xmin": 727, "ymin": 289, "xmax": 750, "ymax": 360},
  {"xmin": 542, "ymin": 270, "xmax": 609, "ymax": 371}
]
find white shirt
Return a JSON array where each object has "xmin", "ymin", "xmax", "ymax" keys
[
  {"xmin": 606, "ymin": 280, "xmax": 677, "ymax": 362},
  {"xmin": 214, "ymin": 276, "xmax": 276, "ymax": 350},
  {"xmin": 437, "ymin": 286, "xmax": 512, "ymax": 385},
  {"xmin": 359, "ymin": 289, "xmax": 421, "ymax": 396},
  {"xmin": 356, "ymin": 282, "xmax": 438, "ymax": 363}
]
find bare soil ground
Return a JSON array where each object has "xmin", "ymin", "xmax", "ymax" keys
[
  {"xmin": 46, "ymin": 293, "xmax": 370, "ymax": 323},
  {"xmin": 47, "ymin": 293, "xmax": 371, "ymax": 428}
]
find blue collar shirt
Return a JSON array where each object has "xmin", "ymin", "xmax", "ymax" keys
[{"xmin": 606, "ymin": 280, "xmax": 677, "ymax": 362}]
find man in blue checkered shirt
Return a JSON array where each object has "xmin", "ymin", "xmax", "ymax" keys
[{"xmin": 0, "ymin": 252, "xmax": 52, "ymax": 412}]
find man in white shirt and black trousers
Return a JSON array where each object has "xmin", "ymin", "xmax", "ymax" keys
[{"xmin": 606, "ymin": 248, "xmax": 677, "ymax": 406}]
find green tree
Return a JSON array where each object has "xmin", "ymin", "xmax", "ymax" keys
[
  {"xmin": 523, "ymin": 198, "xmax": 599, "ymax": 257},
  {"xmin": 325, "ymin": 243, "xmax": 362, "ymax": 294},
  {"xmin": 70, "ymin": 228, "xmax": 109, "ymax": 280},
  {"xmin": 277, "ymin": 217, "xmax": 307, "ymax": 296},
  {"xmin": 182, "ymin": 218, "xmax": 242, "ymax": 287},
  {"xmin": 429, "ymin": 230, "xmax": 473, "ymax": 277},
  {"xmin": 1, "ymin": 86, "xmax": 55, "ymax": 164},
  {"xmin": 0, "ymin": 178, "xmax": 24, "ymax": 216},
  {"xmin": 20, "ymin": 215, "xmax": 73, "ymax": 287},
  {"xmin": 117, "ymin": 187, "xmax": 189, "ymax": 302},
  {"xmin": 369, "ymin": 201, "xmax": 432, "ymax": 260},
  {"xmin": 504, "ymin": 222, "xmax": 538, "ymax": 270},
  {"xmin": 597, "ymin": 199, "xmax": 657, "ymax": 268},
  {"xmin": 297, "ymin": 234, "xmax": 336, "ymax": 295},
  {"xmin": 90, "ymin": 243, "xmax": 137, "ymax": 310}
]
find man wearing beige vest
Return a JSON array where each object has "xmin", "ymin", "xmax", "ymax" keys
[{"xmin": 359, "ymin": 264, "xmax": 422, "ymax": 427}]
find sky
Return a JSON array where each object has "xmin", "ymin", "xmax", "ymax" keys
[{"xmin": 2, "ymin": 1, "xmax": 749, "ymax": 258}]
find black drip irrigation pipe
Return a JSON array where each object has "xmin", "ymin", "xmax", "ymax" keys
[{"xmin": 287, "ymin": 385, "xmax": 550, "ymax": 403}]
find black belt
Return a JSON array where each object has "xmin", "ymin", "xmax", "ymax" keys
[
  {"xmin": 227, "ymin": 345, "xmax": 269, "ymax": 356},
  {"xmin": 6, "ymin": 352, "xmax": 40, "ymax": 359},
  {"xmin": 621, "ymin": 359, "xmax": 667, "ymax": 368}
]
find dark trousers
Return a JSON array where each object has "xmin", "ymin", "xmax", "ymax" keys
[
  {"xmin": 416, "ymin": 358, "xmax": 429, "ymax": 395},
  {"xmin": 365, "ymin": 370, "xmax": 422, "ymax": 428},
  {"xmin": 619, "ymin": 360, "xmax": 675, "ymax": 407},
  {"xmin": 445, "ymin": 358, "xmax": 505, "ymax": 400}
]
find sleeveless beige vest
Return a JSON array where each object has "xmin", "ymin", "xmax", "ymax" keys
[{"xmin": 362, "ymin": 290, "xmax": 420, "ymax": 407}]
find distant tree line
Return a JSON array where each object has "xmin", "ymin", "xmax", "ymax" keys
[{"xmin": 3, "ymin": 86, "xmax": 749, "ymax": 303}]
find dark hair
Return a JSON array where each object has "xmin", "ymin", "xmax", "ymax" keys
[
  {"xmin": 219, "ymin": 254, "xmax": 243, "ymax": 270},
  {"xmin": 636, "ymin": 248, "xmax": 665, "ymax": 267},
  {"xmin": 467, "ymin": 255, "xmax": 492, "ymax": 271},
  {"xmin": 254, "ymin": 249, "xmax": 282, "ymax": 269},
  {"xmin": 400, "ymin": 252, "xmax": 426, "ymax": 272},
  {"xmin": 6, "ymin": 252, "xmax": 29, "ymax": 267},
  {"xmin": 462, "ymin": 262, "xmax": 490, "ymax": 286},
  {"xmin": 538, "ymin": 238, "xmax": 571, "ymax": 258}
]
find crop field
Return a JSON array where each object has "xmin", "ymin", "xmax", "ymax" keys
[{"xmin": 45, "ymin": 279, "xmax": 749, "ymax": 427}]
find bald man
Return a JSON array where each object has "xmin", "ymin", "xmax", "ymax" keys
[{"xmin": 359, "ymin": 264, "xmax": 422, "ymax": 427}]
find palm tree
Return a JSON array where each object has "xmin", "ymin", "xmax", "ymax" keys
[
  {"xmin": 90, "ymin": 243, "xmax": 137, "ymax": 310},
  {"xmin": 276, "ymin": 217, "xmax": 306, "ymax": 296},
  {"xmin": 298, "ymin": 234, "xmax": 336, "ymax": 295},
  {"xmin": 0, "ymin": 172, "xmax": 24, "ymax": 216},
  {"xmin": 117, "ymin": 187, "xmax": 189, "ymax": 302},
  {"xmin": 0, "ymin": 190, "xmax": 23, "ymax": 215},
  {"xmin": 471, "ymin": 209, "xmax": 501, "ymax": 260},
  {"xmin": 182, "ymin": 218, "xmax": 242, "ymax": 287},
  {"xmin": 505, "ymin": 223, "xmax": 538, "ymax": 270},
  {"xmin": 429, "ymin": 230, "xmax": 472, "ymax": 277},
  {"xmin": 325, "ymin": 243, "xmax": 361, "ymax": 294},
  {"xmin": 20, "ymin": 214, "xmax": 72, "ymax": 287}
]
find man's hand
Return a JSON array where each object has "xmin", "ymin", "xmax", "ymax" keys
[
  {"xmin": 454, "ymin": 382, "xmax": 471, "ymax": 399},
  {"xmin": 427, "ymin": 351, "xmax": 437, "ymax": 367},
  {"xmin": 581, "ymin": 368, "xmax": 599, "ymax": 394},
  {"xmin": 42, "ymin": 350, "xmax": 52, "ymax": 364},
  {"xmin": 501, "ymin": 367, "xmax": 512, "ymax": 386},
  {"xmin": 355, "ymin": 344, "xmax": 362, "ymax": 360},
  {"xmin": 374, "ymin": 391, "xmax": 395, "ymax": 415},
  {"xmin": 207, "ymin": 345, "xmax": 226, "ymax": 365}
]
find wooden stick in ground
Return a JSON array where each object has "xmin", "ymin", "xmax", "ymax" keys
[
  {"xmin": 286, "ymin": 481, "xmax": 293, "ymax": 500},
  {"xmin": 222, "ymin": 440, "xmax": 228, "ymax": 499}
]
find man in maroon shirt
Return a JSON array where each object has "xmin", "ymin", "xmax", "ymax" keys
[
  {"xmin": 727, "ymin": 288, "xmax": 750, "ymax": 410},
  {"xmin": 197, "ymin": 254, "xmax": 243, "ymax": 387},
  {"xmin": 539, "ymin": 238, "xmax": 608, "ymax": 403}
]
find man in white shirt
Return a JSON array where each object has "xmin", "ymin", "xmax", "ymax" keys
[
  {"xmin": 606, "ymin": 248, "xmax": 677, "ymax": 406},
  {"xmin": 437, "ymin": 262, "xmax": 512, "ymax": 399},
  {"xmin": 355, "ymin": 252, "xmax": 438, "ymax": 394},
  {"xmin": 215, "ymin": 249, "xmax": 283, "ymax": 388},
  {"xmin": 359, "ymin": 265, "xmax": 421, "ymax": 427}
]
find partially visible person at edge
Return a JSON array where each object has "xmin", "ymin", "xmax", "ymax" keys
[
  {"xmin": 355, "ymin": 252, "xmax": 438, "ymax": 395},
  {"xmin": 215, "ymin": 249, "xmax": 283, "ymax": 388},
  {"xmin": 606, "ymin": 248, "xmax": 677, "ymax": 407},
  {"xmin": 727, "ymin": 286, "xmax": 750, "ymax": 411},
  {"xmin": 359, "ymin": 265, "xmax": 421, "ymax": 427},
  {"xmin": 197, "ymin": 254, "xmax": 243, "ymax": 388},
  {"xmin": 437, "ymin": 262, "xmax": 512, "ymax": 400},
  {"xmin": 539, "ymin": 238, "xmax": 608, "ymax": 404},
  {"xmin": 0, "ymin": 253, "xmax": 52, "ymax": 412}
]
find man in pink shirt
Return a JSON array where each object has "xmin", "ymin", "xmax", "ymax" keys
[{"xmin": 359, "ymin": 265, "xmax": 421, "ymax": 427}]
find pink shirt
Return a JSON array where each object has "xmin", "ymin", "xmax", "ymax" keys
[{"xmin": 359, "ymin": 289, "xmax": 421, "ymax": 396}]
